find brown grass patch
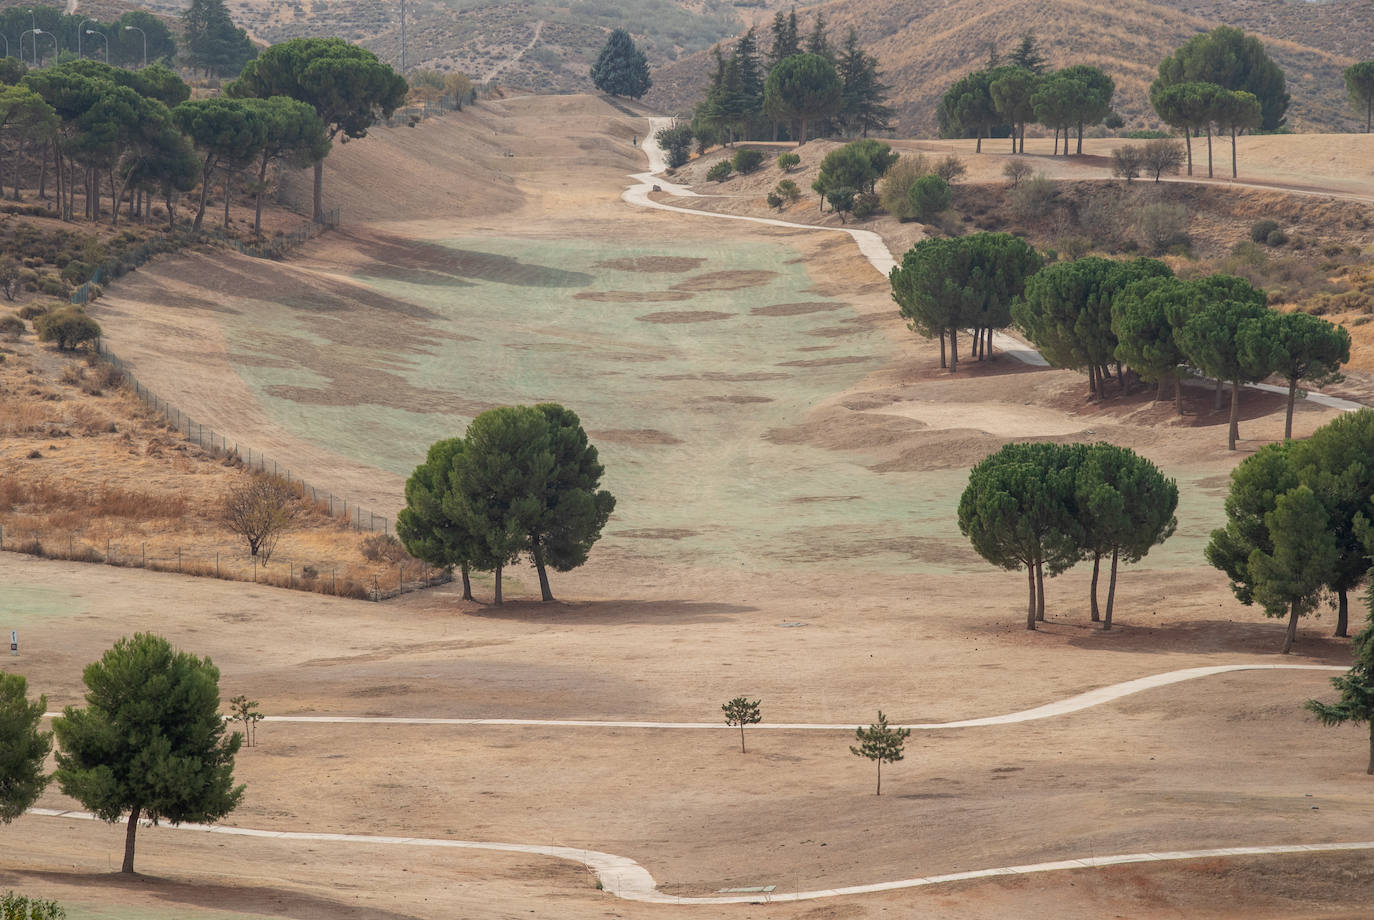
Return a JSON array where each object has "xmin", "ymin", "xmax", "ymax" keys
[
  {"xmin": 670, "ymin": 270, "xmax": 777, "ymax": 292},
  {"xmin": 750, "ymin": 301, "xmax": 845, "ymax": 317},
  {"xmin": 574, "ymin": 290, "xmax": 694, "ymax": 303},
  {"xmin": 593, "ymin": 256, "xmax": 706, "ymax": 273},
  {"xmin": 776, "ymin": 355, "xmax": 875, "ymax": 368},
  {"xmin": 635, "ymin": 311, "xmax": 733, "ymax": 324},
  {"xmin": 587, "ymin": 428, "xmax": 684, "ymax": 445}
]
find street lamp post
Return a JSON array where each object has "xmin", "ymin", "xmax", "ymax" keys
[
  {"xmin": 86, "ymin": 29, "xmax": 107, "ymax": 63},
  {"xmin": 79, "ymin": 18, "xmax": 95, "ymax": 58},
  {"xmin": 124, "ymin": 25, "xmax": 146, "ymax": 68},
  {"xmin": 33, "ymin": 29, "xmax": 52, "ymax": 67},
  {"xmin": 20, "ymin": 29, "xmax": 35, "ymax": 67},
  {"xmin": 0, "ymin": 34, "xmax": 8, "ymax": 59}
]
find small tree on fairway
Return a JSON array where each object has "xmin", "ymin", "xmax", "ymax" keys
[
  {"xmin": 1141, "ymin": 139, "xmax": 1185, "ymax": 183},
  {"xmin": 590, "ymin": 29, "xmax": 651, "ymax": 99},
  {"xmin": 1238, "ymin": 310, "xmax": 1349, "ymax": 441},
  {"xmin": 1307, "ymin": 612, "xmax": 1374, "ymax": 773},
  {"xmin": 1248, "ymin": 485, "xmax": 1339, "ymax": 654},
  {"xmin": 721, "ymin": 697, "xmax": 761, "ymax": 753},
  {"xmin": 0, "ymin": 673, "xmax": 51, "ymax": 823},
  {"xmin": 228, "ymin": 695, "xmax": 262, "ymax": 747},
  {"xmin": 53, "ymin": 633, "xmax": 244, "ymax": 873},
  {"xmin": 850, "ymin": 711, "xmax": 909, "ymax": 795}
]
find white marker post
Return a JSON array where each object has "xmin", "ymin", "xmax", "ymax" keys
[{"xmin": 9, "ymin": 630, "xmax": 16, "ymax": 656}]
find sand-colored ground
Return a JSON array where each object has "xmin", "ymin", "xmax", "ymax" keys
[{"xmin": 3, "ymin": 97, "xmax": 1373, "ymax": 918}]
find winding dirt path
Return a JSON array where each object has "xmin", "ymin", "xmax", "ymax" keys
[{"xmin": 484, "ymin": 18, "xmax": 544, "ymax": 84}]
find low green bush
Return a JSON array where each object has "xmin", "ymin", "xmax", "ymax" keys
[
  {"xmin": 908, "ymin": 174, "xmax": 951, "ymax": 222},
  {"xmin": 732, "ymin": 148, "xmax": 764, "ymax": 174},
  {"xmin": 34, "ymin": 308, "xmax": 100, "ymax": 351},
  {"xmin": 852, "ymin": 192, "xmax": 879, "ymax": 219},
  {"xmin": 1266, "ymin": 228, "xmax": 1289, "ymax": 247},
  {"xmin": 1251, "ymin": 219, "xmax": 1280, "ymax": 243},
  {"xmin": 706, "ymin": 160, "xmax": 733, "ymax": 182},
  {"xmin": 0, "ymin": 314, "xmax": 24, "ymax": 338},
  {"xmin": 777, "ymin": 152, "xmax": 800, "ymax": 171},
  {"xmin": 775, "ymin": 179, "xmax": 801, "ymax": 203}
]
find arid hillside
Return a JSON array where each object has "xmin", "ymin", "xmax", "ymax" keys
[{"xmin": 645, "ymin": 0, "xmax": 1363, "ymax": 134}]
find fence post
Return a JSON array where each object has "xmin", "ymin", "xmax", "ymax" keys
[
  {"xmin": 142, "ymin": 543, "xmax": 146, "ymax": 567},
  {"xmin": 177, "ymin": 548, "xmax": 181, "ymax": 574},
  {"xmin": 373, "ymin": 574, "xmax": 379, "ymax": 601},
  {"xmin": 332, "ymin": 567, "xmax": 336, "ymax": 594},
  {"xmin": 216, "ymin": 552, "xmax": 219, "ymax": 578}
]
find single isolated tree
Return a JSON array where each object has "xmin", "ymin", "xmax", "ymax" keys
[
  {"xmin": 224, "ymin": 475, "xmax": 300, "ymax": 563},
  {"xmin": 1345, "ymin": 61, "xmax": 1374, "ymax": 133},
  {"xmin": 1307, "ymin": 614, "xmax": 1374, "ymax": 773},
  {"xmin": 590, "ymin": 29, "xmax": 651, "ymax": 99},
  {"xmin": 1111, "ymin": 144, "xmax": 1143, "ymax": 183},
  {"xmin": 850, "ymin": 711, "xmax": 910, "ymax": 795},
  {"xmin": 1140, "ymin": 138, "xmax": 1185, "ymax": 183},
  {"xmin": 721, "ymin": 697, "xmax": 762, "ymax": 753},
  {"xmin": 53, "ymin": 633, "xmax": 244, "ymax": 873},
  {"xmin": 0, "ymin": 673, "xmax": 51, "ymax": 823},
  {"xmin": 228, "ymin": 695, "xmax": 262, "ymax": 747}
]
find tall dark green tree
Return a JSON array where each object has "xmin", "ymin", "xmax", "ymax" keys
[
  {"xmin": 228, "ymin": 38, "xmax": 407, "ymax": 223},
  {"xmin": 1110, "ymin": 275, "xmax": 1193, "ymax": 412},
  {"xmin": 836, "ymin": 27, "xmax": 892, "ymax": 138},
  {"xmin": 0, "ymin": 673, "xmax": 50, "ymax": 824},
  {"xmin": 767, "ymin": 10, "xmax": 800, "ymax": 66},
  {"xmin": 1238, "ymin": 310, "xmax": 1349, "ymax": 440},
  {"xmin": 242, "ymin": 95, "xmax": 330, "ymax": 234},
  {"xmin": 938, "ymin": 70, "xmax": 1000, "ymax": 151},
  {"xmin": 1150, "ymin": 81, "xmax": 1221, "ymax": 176},
  {"xmin": 1074, "ymin": 443, "xmax": 1178, "ymax": 629},
  {"xmin": 1212, "ymin": 89, "xmax": 1261, "ymax": 179},
  {"xmin": 1009, "ymin": 32, "xmax": 1047, "ymax": 74},
  {"xmin": 1174, "ymin": 276, "xmax": 1271, "ymax": 450},
  {"xmin": 173, "ymin": 97, "xmax": 267, "ymax": 229},
  {"xmin": 764, "ymin": 52, "xmax": 841, "ymax": 144},
  {"xmin": 803, "ymin": 12, "xmax": 831, "ymax": 62},
  {"xmin": 1249, "ymin": 485, "xmax": 1339, "ymax": 654},
  {"xmin": 397, "ymin": 437, "xmax": 495, "ymax": 601},
  {"xmin": 53, "ymin": 633, "xmax": 244, "ymax": 873},
  {"xmin": 1307, "ymin": 613, "xmax": 1374, "ymax": 773},
  {"xmin": 590, "ymin": 28, "xmax": 651, "ymax": 99},
  {"xmin": 1154, "ymin": 26, "xmax": 1288, "ymax": 131},
  {"xmin": 959, "ymin": 442, "xmax": 1083, "ymax": 629},
  {"xmin": 184, "ymin": 0, "xmax": 257, "ymax": 77},
  {"xmin": 1059, "ymin": 64, "xmax": 1114, "ymax": 154},
  {"xmin": 1345, "ymin": 61, "xmax": 1374, "ymax": 133},
  {"xmin": 989, "ymin": 66, "xmax": 1037, "ymax": 154}
]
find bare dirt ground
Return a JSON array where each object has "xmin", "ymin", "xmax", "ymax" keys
[{"xmin": 4, "ymin": 97, "xmax": 1374, "ymax": 919}]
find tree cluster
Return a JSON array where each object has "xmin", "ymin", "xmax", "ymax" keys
[
  {"xmin": 938, "ymin": 34, "xmax": 1113, "ymax": 155},
  {"xmin": 397, "ymin": 404, "xmax": 616, "ymax": 605},
  {"xmin": 890, "ymin": 231, "xmax": 1043, "ymax": 372},
  {"xmin": 692, "ymin": 14, "xmax": 891, "ymax": 148},
  {"xmin": 810, "ymin": 138, "xmax": 896, "ymax": 221},
  {"xmin": 1014, "ymin": 260, "xmax": 1350, "ymax": 449},
  {"xmin": 1150, "ymin": 27, "xmax": 1283, "ymax": 178},
  {"xmin": 959, "ymin": 441, "xmax": 1178, "ymax": 630},
  {"xmin": 1209, "ymin": 411, "xmax": 1374, "ymax": 653}
]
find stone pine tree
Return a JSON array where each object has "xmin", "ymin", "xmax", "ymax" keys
[
  {"xmin": 1174, "ymin": 276, "xmax": 1272, "ymax": 450},
  {"xmin": 1074, "ymin": 444, "xmax": 1178, "ymax": 629},
  {"xmin": 242, "ymin": 96, "xmax": 330, "ymax": 235},
  {"xmin": 1153, "ymin": 26, "xmax": 1289, "ymax": 131},
  {"xmin": 938, "ymin": 70, "xmax": 999, "ymax": 152},
  {"xmin": 0, "ymin": 673, "xmax": 51, "ymax": 823},
  {"xmin": 1307, "ymin": 609, "xmax": 1374, "ymax": 773},
  {"xmin": 172, "ymin": 97, "xmax": 267, "ymax": 230},
  {"xmin": 1247, "ymin": 485, "xmax": 1339, "ymax": 655},
  {"xmin": 850, "ymin": 711, "xmax": 910, "ymax": 795},
  {"xmin": 183, "ymin": 0, "xmax": 257, "ymax": 78},
  {"xmin": 396, "ymin": 437, "xmax": 496, "ymax": 602},
  {"xmin": 764, "ymin": 52, "xmax": 842, "ymax": 144},
  {"xmin": 590, "ymin": 29, "xmax": 651, "ymax": 99},
  {"xmin": 53, "ymin": 633, "xmax": 244, "ymax": 873},
  {"xmin": 722, "ymin": 697, "xmax": 762, "ymax": 753},
  {"xmin": 1111, "ymin": 275, "xmax": 1194, "ymax": 412},
  {"xmin": 1345, "ymin": 62, "xmax": 1374, "ymax": 133},
  {"xmin": 958, "ymin": 442, "xmax": 1082, "ymax": 629},
  {"xmin": 227, "ymin": 38, "xmax": 407, "ymax": 223},
  {"xmin": 1238, "ymin": 310, "xmax": 1350, "ymax": 441}
]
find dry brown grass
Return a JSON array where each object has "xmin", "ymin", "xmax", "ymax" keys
[{"xmin": 0, "ymin": 337, "xmax": 433, "ymax": 600}]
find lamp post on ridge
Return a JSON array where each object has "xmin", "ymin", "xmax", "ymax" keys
[
  {"xmin": 0, "ymin": 34, "xmax": 8, "ymax": 59},
  {"xmin": 79, "ymin": 18, "xmax": 95, "ymax": 58},
  {"xmin": 86, "ymin": 29, "xmax": 107, "ymax": 63},
  {"xmin": 19, "ymin": 29, "xmax": 35, "ymax": 66},
  {"xmin": 33, "ymin": 28, "xmax": 52, "ymax": 67},
  {"xmin": 124, "ymin": 24, "xmax": 145, "ymax": 67}
]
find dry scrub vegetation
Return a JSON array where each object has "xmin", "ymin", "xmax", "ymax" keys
[{"xmin": 0, "ymin": 331, "xmax": 425, "ymax": 599}]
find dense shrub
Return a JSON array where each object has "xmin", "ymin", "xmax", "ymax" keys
[
  {"xmin": 0, "ymin": 314, "xmax": 24, "ymax": 339},
  {"xmin": 908, "ymin": 175, "xmax": 951, "ymax": 222},
  {"xmin": 766, "ymin": 191, "xmax": 784, "ymax": 209},
  {"xmin": 0, "ymin": 256, "xmax": 17, "ymax": 301},
  {"xmin": 1266, "ymin": 228, "xmax": 1289, "ymax": 247},
  {"xmin": 17, "ymin": 304, "xmax": 46, "ymax": 321},
  {"xmin": 655, "ymin": 124, "xmax": 693, "ymax": 169},
  {"xmin": 706, "ymin": 160, "xmax": 733, "ymax": 182},
  {"xmin": 1123, "ymin": 129, "xmax": 1172, "ymax": 139},
  {"xmin": 852, "ymin": 192, "xmax": 879, "ymax": 219},
  {"xmin": 775, "ymin": 179, "xmax": 801, "ymax": 203},
  {"xmin": 34, "ymin": 308, "xmax": 101, "ymax": 351},
  {"xmin": 732, "ymin": 148, "xmax": 764, "ymax": 174},
  {"xmin": 1009, "ymin": 174, "xmax": 1057, "ymax": 223},
  {"xmin": 1251, "ymin": 219, "xmax": 1280, "ymax": 243},
  {"xmin": 1137, "ymin": 203, "xmax": 1190, "ymax": 253},
  {"xmin": 877, "ymin": 154, "xmax": 933, "ymax": 220},
  {"xmin": 777, "ymin": 152, "xmax": 800, "ymax": 171}
]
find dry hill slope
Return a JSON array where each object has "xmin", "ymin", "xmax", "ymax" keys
[{"xmin": 646, "ymin": 0, "xmax": 1360, "ymax": 134}]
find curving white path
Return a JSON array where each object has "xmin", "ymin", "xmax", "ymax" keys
[
  {"xmin": 238, "ymin": 663, "xmax": 1345, "ymax": 731},
  {"xmin": 625, "ymin": 121, "xmax": 1374, "ymax": 408},
  {"xmin": 25, "ymin": 806, "xmax": 1374, "ymax": 905}
]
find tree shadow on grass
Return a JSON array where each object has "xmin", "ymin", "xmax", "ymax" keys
[
  {"xmin": 5, "ymin": 869, "xmax": 424, "ymax": 920},
  {"xmin": 1062, "ymin": 616, "xmax": 1352, "ymax": 662},
  {"xmin": 466, "ymin": 598, "xmax": 757, "ymax": 626}
]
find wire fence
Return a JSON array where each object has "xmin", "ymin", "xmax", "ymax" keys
[
  {"xmin": 0, "ymin": 524, "xmax": 449, "ymax": 602},
  {"xmin": 94, "ymin": 343, "xmax": 394, "ymax": 536}
]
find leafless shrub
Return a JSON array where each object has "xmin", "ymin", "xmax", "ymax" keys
[{"xmin": 224, "ymin": 475, "xmax": 300, "ymax": 564}]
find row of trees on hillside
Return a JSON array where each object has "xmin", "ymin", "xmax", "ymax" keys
[
  {"xmin": 0, "ymin": 0, "xmax": 254, "ymax": 78},
  {"xmin": 959, "ymin": 441, "xmax": 1178, "ymax": 631},
  {"xmin": 692, "ymin": 11, "xmax": 891, "ymax": 146},
  {"xmin": 891, "ymin": 236, "xmax": 1350, "ymax": 450},
  {"xmin": 0, "ymin": 38, "xmax": 405, "ymax": 229},
  {"xmin": 397, "ymin": 404, "xmax": 616, "ymax": 604}
]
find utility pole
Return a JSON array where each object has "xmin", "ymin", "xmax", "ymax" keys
[{"xmin": 400, "ymin": 0, "xmax": 407, "ymax": 73}]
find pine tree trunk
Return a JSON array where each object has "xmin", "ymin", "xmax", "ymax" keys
[
  {"xmin": 739, "ymin": 724, "xmax": 746, "ymax": 753},
  {"xmin": 1336, "ymin": 588, "xmax": 1349, "ymax": 638},
  {"xmin": 122, "ymin": 804, "xmax": 141, "ymax": 873},
  {"xmin": 493, "ymin": 564, "xmax": 503, "ymax": 605},
  {"xmin": 1035, "ymin": 559, "xmax": 1046, "ymax": 621},
  {"xmin": 1282, "ymin": 602, "xmax": 1299, "ymax": 654},
  {"xmin": 1184, "ymin": 131, "xmax": 1193, "ymax": 176},
  {"xmin": 1104, "ymin": 547, "xmax": 1119, "ymax": 630},
  {"xmin": 313, "ymin": 159, "xmax": 325, "ymax": 223},
  {"xmin": 975, "ymin": 128, "xmax": 982, "ymax": 153},
  {"xmin": 875, "ymin": 760, "xmax": 881, "ymax": 795},
  {"xmin": 948, "ymin": 327, "xmax": 959, "ymax": 373},
  {"xmin": 1228, "ymin": 378, "xmax": 1241, "ymax": 451},
  {"xmin": 1206, "ymin": 125, "xmax": 1214, "ymax": 178},
  {"xmin": 1155, "ymin": 380, "xmax": 1163, "ymax": 402},
  {"xmin": 255, "ymin": 155, "xmax": 269, "ymax": 235},
  {"xmin": 1089, "ymin": 553, "xmax": 1101, "ymax": 622},
  {"xmin": 532, "ymin": 540, "xmax": 553, "ymax": 601},
  {"xmin": 1230, "ymin": 126, "xmax": 1238, "ymax": 178},
  {"xmin": 1285, "ymin": 376, "xmax": 1297, "ymax": 440},
  {"xmin": 1367, "ymin": 721, "xmax": 1374, "ymax": 774},
  {"xmin": 1052, "ymin": 128, "xmax": 1058, "ymax": 156},
  {"xmin": 1026, "ymin": 567, "xmax": 1037, "ymax": 630},
  {"xmin": 1077, "ymin": 122, "xmax": 1084, "ymax": 155},
  {"xmin": 39, "ymin": 143, "xmax": 47, "ymax": 200},
  {"xmin": 461, "ymin": 564, "xmax": 472, "ymax": 601},
  {"xmin": 1117, "ymin": 361, "xmax": 1126, "ymax": 394},
  {"xmin": 938, "ymin": 329, "xmax": 946, "ymax": 368},
  {"xmin": 194, "ymin": 163, "xmax": 211, "ymax": 229},
  {"xmin": 224, "ymin": 176, "xmax": 232, "ymax": 228}
]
